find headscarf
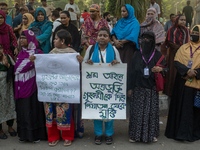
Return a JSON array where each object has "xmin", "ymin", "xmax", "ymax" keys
[
  {"xmin": 22, "ymin": 13, "xmax": 34, "ymax": 31},
  {"xmin": 175, "ymin": 25, "xmax": 200, "ymax": 89},
  {"xmin": 89, "ymin": 4, "xmax": 101, "ymax": 17},
  {"xmin": 111, "ymin": 4, "xmax": 140, "ymax": 49},
  {"xmin": 140, "ymin": 8, "xmax": 165, "ymax": 45},
  {"xmin": 14, "ymin": 30, "xmax": 40, "ymax": 99},
  {"xmin": 166, "ymin": 14, "xmax": 190, "ymax": 46},
  {"xmin": 128, "ymin": 31, "xmax": 166, "ymax": 90},
  {"xmin": 0, "ymin": 10, "xmax": 10, "ymax": 51},
  {"xmin": 30, "ymin": 7, "xmax": 52, "ymax": 33},
  {"xmin": 91, "ymin": 42, "xmax": 115, "ymax": 63},
  {"xmin": 141, "ymin": 31, "xmax": 156, "ymax": 60}
]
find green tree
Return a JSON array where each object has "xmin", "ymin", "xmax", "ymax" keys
[
  {"xmin": 115, "ymin": 0, "xmax": 148, "ymax": 23},
  {"xmin": 106, "ymin": 0, "xmax": 116, "ymax": 15}
]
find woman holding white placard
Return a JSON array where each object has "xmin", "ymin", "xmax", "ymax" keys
[{"xmin": 83, "ymin": 27, "xmax": 122, "ymax": 145}]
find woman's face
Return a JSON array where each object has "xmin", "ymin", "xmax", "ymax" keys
[
  {"xmin": 54, "ymin": 34, "xmax": 63, "ymax": 48},
  {"xmin": 90, "ymin": 10, "xmax": 99, "ymax": 20},
  {"xmin": 20, "ymin": 35, "xmax": 28, "ymax": 48},
  {"xmin": 60, "ymin": 13, "xmax": 70, "ymax": 25},
  {"xmin": 191, "ymin": 31, "xmax": 199, "ymax": 35},
  {"xmin": 178, "ymin": 16, "xmax": 186, "ymax": 27},
  {"xmin": 121, "ymin": 6, "xmax": 128, "ymax": 18},
  {"xmin": 37, "ymin": 11, "xmax": 45, "ymax": 22},
  {"xmin": 22, "ymin": 15, "xmax": 28, "ymax": 25},
  {"xmin": 147, "ymin": 10, "xmax": 155, "ymax": 16},
  {"xmin": 97, "ymin": 30, "xmax": 110, "ymax": 46},
  {"xmin": 0, "ymin": 14, "xmax": 4, "ymax": 25}
]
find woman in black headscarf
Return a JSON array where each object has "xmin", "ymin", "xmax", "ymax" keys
[
  {"xmin": 52, "ymin": 11, "xmax": 80, "ymax": 52},
  {"xmin": 127, "ymin": 31, "xmax": 167, "ymax": 143}
]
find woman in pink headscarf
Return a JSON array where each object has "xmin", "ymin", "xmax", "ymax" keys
[
  {"xmin": 140, "ymin": 8, "xmax": 165, "ymax": 51},
  {"xmin": 15, "ymin": 30, "xmax": 47, "ymax": 142},
  {"xmin": 0, "ymin": 10, "xmax": 18, "ymax": 59}
]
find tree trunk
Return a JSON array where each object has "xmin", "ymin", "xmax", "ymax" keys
[{"xmin": 157, "ymin": 0, "xmax": 162, "ymax": 17}]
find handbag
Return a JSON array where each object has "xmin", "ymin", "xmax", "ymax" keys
[
  {"xmin": 194, "ymin": 91, "xmax": 200, "ymax": 108},
  {"xmin": 154, "ymin": 55, "xmax": 165, "ymax": 92}
]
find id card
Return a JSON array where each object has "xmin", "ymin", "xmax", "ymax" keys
[
  {"xmin": 144, "ymin": 67, "xmax": 149, "ymax": 76},
  {"xmin": 187, "ymin": 60, "xmax": 193, "ymax": 68}
]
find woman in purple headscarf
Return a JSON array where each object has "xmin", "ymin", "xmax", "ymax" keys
[{"xmin": 15, "ymin": 30, "xmax": 47, "ymax": 142}]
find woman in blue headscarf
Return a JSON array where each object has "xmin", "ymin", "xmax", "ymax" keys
[
  {"xmin": 28, "ymin": 7, "xmax": 52, "ymax": 53},
  {"xmin": 111, "ymin": 4, "xmax": 140, "ymax": 70}
]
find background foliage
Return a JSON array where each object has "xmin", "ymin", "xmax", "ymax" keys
[{"xmin": 1, "ymin": 0, "xmax": 197, "ymax": 21}]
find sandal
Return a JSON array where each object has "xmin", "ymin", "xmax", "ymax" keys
[
  {"xmin": 64, "ymin": 140, "xmax": 72, "ymax": 146},
  {"xmin": 78, "ymin": 132, "xmax": 83, "ymax": 139},
  {"xmin": 0, "ymin": 133, "xmax": 7, "ymax": 139},
  {"xmin": 9, "ymin": 130, "xmax": 17, "ymax": 137},
  {"xmin": 153, "ymin": 137, "xmax": 158, "ymax": 142},
  {"xmin": 105, "ymin": 136, "xmax": 113, "ymax": 145},
  {"xmin": 95, "ymin": 136, "xmax": 102, "ymax": 145},
  {"xmin": 49, "ymin": 140, "xmax": 59, "ymax": 146},
  {"xmin": 129, "ymin": 139, "xmax": 136, "ymax": 143}
]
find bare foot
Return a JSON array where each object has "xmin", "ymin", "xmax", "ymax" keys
[{"xmin": 8, "ymin": 127, "xmax": 14, "ymax": 133}]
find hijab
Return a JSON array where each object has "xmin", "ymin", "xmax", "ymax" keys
[
  {"xmin": 89, "ymin": 4, "xmax": 101, "ymax": 18},
  {"xmin": 111, "ymin": 4, "xmax": 140, "ymax": 49},
  {"xmin": 166, "ymin": 14, "xmax": 190, "ymax": 46},
  {"xmin": 22, "ymin": 13, "xmax": 34, "ymax": 31},
  {"xmin": 141, "ymin": 31, "xmax": 156, "ymax": 60},
  {"xmin": 175, "ymin": 25, "xmax": 200, "ymax": 89},
  {"xmin": 140, "ymin": 8, "xmax": 165, "ymax": 45},
  {"xmin": 0, "ymin": 10, "xmax": 10, "ymax": 51},
  {"xmin": 128, "ymin": 31, "xmax": 166, "ymax": 90},
  {"xmin": 30, "ymin": 7, "xmax": 52, "ymax": 33},
  {"xmin": 15, "ymin": 30, "xmax": 40, "ymax": 99}
]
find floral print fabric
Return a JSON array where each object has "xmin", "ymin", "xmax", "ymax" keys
[{"xmin": 46, "ymin": 103, "xmax": 72, "ymax": 130}]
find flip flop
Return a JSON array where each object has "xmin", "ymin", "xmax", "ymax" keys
[
  {"xmin": 105, "ymin": 136, "xmax": 113, "ymax": 145},
  {"xmin": 64, "ymin": 140, "xmax": 72, "ymax": 146},
  {"xmin": 95, "ymin": 136, "xmax": 102, "ymax": 145},
  {"xmin": 49, "ymin": 140, "xmax": 59, "ymax": 146}
]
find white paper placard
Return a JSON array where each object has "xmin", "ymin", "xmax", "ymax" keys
[
  {"xmin": 82, "ymin": 63, "xmax": 127, "ymax": 119},
  {"xmin": 34, "ymin": 53, "xmax": 80, "ymax": 103}
]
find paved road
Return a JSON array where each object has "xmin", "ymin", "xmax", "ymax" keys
[{"xmin": 1, "ymin": 117, "xmax": 200, "ymax": 150}]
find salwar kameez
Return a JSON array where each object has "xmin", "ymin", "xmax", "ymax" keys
[{"xmin": 0, "ymin": 56, "xmax": 16, "ymax": 130}]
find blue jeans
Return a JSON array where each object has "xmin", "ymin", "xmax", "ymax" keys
[{"xmin": 94, "ymin": 120, "xmax": 114, "ymax": 136}]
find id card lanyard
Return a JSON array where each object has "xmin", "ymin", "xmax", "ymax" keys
[
  {"xmin": 187, "ymin": 46, "xmax": 200, "ymax": 68},
  {"xmin": 140, "ymin": 48, "xmax": 156, "ymax": 76}
]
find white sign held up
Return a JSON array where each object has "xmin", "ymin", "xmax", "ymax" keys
[
  {"xmin": 82, "ymin": 63, "xmax": 127, "ymax": 120},
  {"xmin": 34, "ymin": 53, "xmax": 80, "ymax": 103}
]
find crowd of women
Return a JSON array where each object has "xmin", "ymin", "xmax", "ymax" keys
[{"xmin": 0, "ymin": 2, "xmax": 200, "ymax": 147}]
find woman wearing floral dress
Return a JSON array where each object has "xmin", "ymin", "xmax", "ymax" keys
[{"xmin": 30, "ymin": 29, "xmax": 83, "ymax": 146}]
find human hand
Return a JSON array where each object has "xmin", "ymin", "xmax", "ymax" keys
[
  {"xmin": 152, "ymin": 66, "xmax": 163, "ymax": 73},
  {"xmin": 76, "ymin": 55, "xmax": 83, "ymax": 63},
  {"xmin": 182, "ymin": 75, "xmax": 190, "ymax": 80},
  {"xmin": 187, "ymin": 69, "xmax": 197, "ymax": 78},
  {"xmin": 85, "ymin": 59, "xmax": 93, "ymax": 65},
  {"xmin": 29, "ymin": 55, "xmax": 36, "ymax": 63},
  {"xmin": 14, "ymin": 48, "xmax": 19, "ymax": 56},
  {"xmin": 114, "ymin": 40, "xmax": 123, "ymax": 49},
  {"xmin": 3, "ymin": 54, "xmax": 9, "ymax": 68},
  {"xmin": 111, "ymin": 60, "xmax": 120, "ymax": 66}
]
